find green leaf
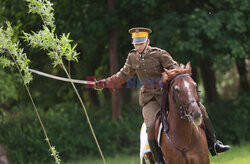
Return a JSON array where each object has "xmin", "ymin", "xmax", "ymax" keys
[{"xmin": 0, "ymin": 56, "xmax": 15, "ymax": 68}]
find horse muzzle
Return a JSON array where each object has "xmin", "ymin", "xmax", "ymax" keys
[{"xmin": 188, "ymin": 110, "xmax": 202, "ymax": 126}]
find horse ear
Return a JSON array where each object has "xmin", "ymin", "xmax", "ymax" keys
[
  {"xmin": 180, "ymin": 63, "xmax": 185, "ymax": 69},
  {"xmin": 186, "ymin": 62, "xmax": 192, "ymax": 71}
]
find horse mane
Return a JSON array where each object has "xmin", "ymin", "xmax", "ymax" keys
[{"xmin": 162, "ymin": 62, "xmax": 192, "ymax": 85}]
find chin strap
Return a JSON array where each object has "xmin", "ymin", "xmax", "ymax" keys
[{"xmin": 139, "ymin": 39, "xmax": 149, "ymax": 58}]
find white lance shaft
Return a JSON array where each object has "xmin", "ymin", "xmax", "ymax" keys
[{"xmin": 28, "ymin": 68, "xmax": 95, "ymax": 85}]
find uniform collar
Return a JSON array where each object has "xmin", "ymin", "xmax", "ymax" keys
[{"xmin": 139, "ymin": 46, "xmax": 151, "ymax": 58}]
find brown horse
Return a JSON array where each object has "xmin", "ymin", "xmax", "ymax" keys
[{"xmin": 159, "ymin": 63, "xmax": 209, "ymax": 164}]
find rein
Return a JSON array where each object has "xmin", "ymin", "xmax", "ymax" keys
[
  {"xmin": 165, "ymin": 73, "xmax": 202, "ymax": 164},
  {"xmin": 170, "ymin": 74, "xmax": 200, "ymax": 121},
  {"xmin": 165, "ymin": 127, "xmax": 202, "ymax": 164}
]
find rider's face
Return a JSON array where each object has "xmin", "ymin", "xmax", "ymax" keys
[{"xmin": 133, "ymin": 39, "xmax": 150, "ymax": 53}]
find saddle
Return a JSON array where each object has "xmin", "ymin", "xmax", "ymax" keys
[{"xmin": 155, "ymin": 87, "xmax": 169, "ymax": 141}]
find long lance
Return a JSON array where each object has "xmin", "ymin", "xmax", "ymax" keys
[{"xmin": 28, "ymin": 68, "xmax": 95, "ymax": 85}]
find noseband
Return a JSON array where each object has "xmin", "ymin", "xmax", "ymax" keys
[
  {"xmin": 169, "ymin": 74, "xmax": 200, "ymax": 120},
  {"xmin": 166, "ymin": 73, "xmax": 202, "ymax": 164}
]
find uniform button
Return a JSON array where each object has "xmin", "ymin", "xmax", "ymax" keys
[
  {"xmin": 143, "ymin": 63, "xmax": 145, "ymax": 65},
  {"xmin": 144, "ymin": 69, "xmax": 146, "ymax": 71}
]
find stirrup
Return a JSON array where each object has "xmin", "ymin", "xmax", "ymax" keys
[{"xmin": 210, "ymin": 140, "xmax": 230, "ymax": 156}]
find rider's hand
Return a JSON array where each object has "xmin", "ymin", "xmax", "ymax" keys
[
  {"xmin": 162, "ymin": 70, "xmax": 169, "ymax": 84},
  {"xmin": 94, "ymin": 78, "xmax": 115, "ymax": 93},
  {"xmin": 95, "ymin": 79, "xmax": 106, "ymax": 88}
]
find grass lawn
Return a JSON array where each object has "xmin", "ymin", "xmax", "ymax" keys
[
  {"xmin": 64, "ymin": 143, "xmax": 250, "ymax": 164},
  {"xmin": 210, "ymin": 143, "xmax": 250, "ymax": 164}
]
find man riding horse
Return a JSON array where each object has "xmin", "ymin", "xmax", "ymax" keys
[{"xmin": 95, "ymin": 27, "xmax": 230, "ymax": 164}]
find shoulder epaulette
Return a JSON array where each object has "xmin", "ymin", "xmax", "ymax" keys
[
  {"xmin": 129, "ymin": 49, "xmax": 137, "ymax": 53},
  {"xmin": 150, "ymin": 47, "xmax": 163, "ymax": 51}
]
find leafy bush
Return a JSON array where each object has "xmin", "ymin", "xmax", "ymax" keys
[
  {"xmin": 207, "ymin": 93, "xmax": 250, "ymax": 144},
  {"xmin": 0, "ymin": 101, "xmax": 143, "ymax": 163}
]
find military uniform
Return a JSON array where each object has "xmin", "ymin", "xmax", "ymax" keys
[{"xmin": 109, "ymin": 46, "xmax": 178, "ymax": 140}]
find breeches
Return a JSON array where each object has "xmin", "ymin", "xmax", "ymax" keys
[{"xmin": 142, "ymin": 99, "xmax": 161, "ymax": 141}]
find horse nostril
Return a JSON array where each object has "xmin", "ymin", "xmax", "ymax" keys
[
  {"xmin": 189, "ymin": 111, "xmax": 201, "ymax": 119},
  {"xmin": 195, "ymin": 112, "xmax": 201, "ymax": 119}
]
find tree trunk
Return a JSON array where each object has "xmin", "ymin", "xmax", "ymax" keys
[
  {"xmin": 89, "ymin": 89, "xmax": 100, "ymax": 106},
  {"xmin": 235, "ymin": 57, "xmax": 250, "ymax": 93},
  {"xmin": 191, "ymin": 64, "xmax": 198, "ymax": 84},
  {"xmin": 199, "ymin": 58, "xmax": 218, "ymax": 104},
  {"xmin": 121, "ymin": 85, "xmax": 132, "ymax": 104},
  {"xmin": 0, "ymin": 144, "xmax": 9, "ymax": 164},
  {"xmin": 75, "ymin": 45, "xmax": 100, "ymax": 106},
  {"xmin": 108, "ymin": 0, "xmax": 121, "ymax": 121}
]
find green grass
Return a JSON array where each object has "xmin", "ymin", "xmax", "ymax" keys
[
  {"xmin": 64, "ymin": 143, "xmax": 250, "ymax": 164},
  {"xmin": 210, "ymin": 143, "xmax": 250, "ymax": 164},
  {"xmin": 63, "ymin": 155, "xmax": 140, "ymax": 164}
]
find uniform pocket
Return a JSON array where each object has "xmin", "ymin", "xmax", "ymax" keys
[{"xmin": 132, "ymin": 63, "xmax": 140, "ymax": 70}]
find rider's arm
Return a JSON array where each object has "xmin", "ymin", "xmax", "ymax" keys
[
  {"xmin": 107, "ymin": 52, "xmax": 136, "ymax": 86},
  {"xmin": 159, "ymin": 50, "xmax": 179, "ymax": 69}
]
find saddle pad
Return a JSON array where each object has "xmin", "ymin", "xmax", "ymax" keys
[
  {"xmin": 140, "ymin": 122, "xmax": 163, "ymax": 164},
  {"xmin": 140, "ymin": 123, "xmax": 150, "ymax": 164},
  {"xmin": 157, "ymin": 123, "xmax": 163, "ymax": 146}
]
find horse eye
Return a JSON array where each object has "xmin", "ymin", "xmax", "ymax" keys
[{"xmin": 174, "ymin": 86, "xmax": 180, "ymax": 93}]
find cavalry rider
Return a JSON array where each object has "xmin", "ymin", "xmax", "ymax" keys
[{"xmin": 95, "ymin": 27, "xmax": 230, "ymax": 163}]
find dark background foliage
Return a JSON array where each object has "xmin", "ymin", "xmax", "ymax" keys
[{"xmin": 0, "ymin": 0, "xmax": 249, "ymax": 163}]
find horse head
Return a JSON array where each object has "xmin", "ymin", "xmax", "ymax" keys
[
  {"xmin": 163, "ymin": 62, "xmax": 202, "ymax": 126},
  {"xmin": 160, "ymin": 63, "xmax": 209, "ymax": 164}
]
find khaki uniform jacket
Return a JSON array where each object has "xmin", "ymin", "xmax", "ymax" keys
[{"xmin": 109, "ymin": 46, "xmax": 177, "ymax": 106}]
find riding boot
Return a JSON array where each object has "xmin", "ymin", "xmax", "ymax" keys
[
  {"xmin": 161, "ymin": 88, "xmax": 169, "ymax": 133},
  {"xmin": 204, "ymin": 118, "xmax": 231, "ymax": 156},
  {"xmin": 148, "ymin": 140, "xmax": 165, "ymax": 164}
]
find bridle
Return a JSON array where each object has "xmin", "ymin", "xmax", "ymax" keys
[
  {"xmin": 165, "ymin": 73, "xmax": 202, "ymax": 164},
  {"xmin": 170, "ymin": 74, "xmax": 200, "ymax": 121}
]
